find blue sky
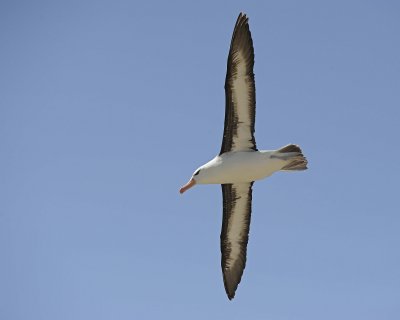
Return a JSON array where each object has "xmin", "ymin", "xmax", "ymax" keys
[{"xmin": 1, "ymin": 0, "xmax": 399, "ymax": 319}]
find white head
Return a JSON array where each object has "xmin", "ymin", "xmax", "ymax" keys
[{"xmin": 179, "ymin": 167, "xmax": 204, "ymax": 194}]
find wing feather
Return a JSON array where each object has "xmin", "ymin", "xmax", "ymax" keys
[
  {"xmin": 221, "ymin": 182, "xmax": 254, "ymax": 299},
  {"xmin": 220, "ymin": 13, "xmax": 257, "ymax": 154}
]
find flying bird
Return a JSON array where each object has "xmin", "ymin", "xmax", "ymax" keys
[{"xmin": 179, "ymin": 13, "xmax": 308, "ymax": 300}]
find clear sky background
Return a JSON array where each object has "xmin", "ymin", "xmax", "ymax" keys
[{"xmin": 1, "ymin": 1, "xmax": 399, "ymax": 319}]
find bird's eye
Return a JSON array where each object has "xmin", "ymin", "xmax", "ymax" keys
[{"xmin": 194, "ymin": 170, "xmax": 200, "ymax": 176}]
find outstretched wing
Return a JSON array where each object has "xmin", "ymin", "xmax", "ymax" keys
[
  {"xmin": 220, "ymin": 13, "xmax": 257, "ymax": 155},
  {"xmin": 220, "ymin": 182, "xmax": 254, "ymax": 300}
]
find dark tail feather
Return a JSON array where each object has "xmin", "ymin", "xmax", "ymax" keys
[
  {"xmin": 277, "ymin": 144, "xmax": 302, "ymax": 154},
  {"xmin": 277, "ymin": 144, "xmax": 308, "ymax": 171}
]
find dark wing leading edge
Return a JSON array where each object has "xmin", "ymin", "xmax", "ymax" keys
[
  {"xmin": 221, "ymin": 182, "xmax": 254, "ymax": 300},
  {"xmin": 220, "ymin": 13, "xmax": 257, "ymax": 155}
]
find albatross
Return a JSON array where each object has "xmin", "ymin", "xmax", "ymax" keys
[{"xmin": 179, "ymin": 13, "xmax": 308, "ymax": 300}]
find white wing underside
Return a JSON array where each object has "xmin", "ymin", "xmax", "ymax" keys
[
  {"xmin": 221, "ymin": 182, "xmax": 253, "ymax": 300},
  {"xmin": 220, "ymin": 13, "xmax": 256, "ymax": 155},
  {"xmin": 229, "ymin": 52, "xmax": 255, "ymax": 151}
]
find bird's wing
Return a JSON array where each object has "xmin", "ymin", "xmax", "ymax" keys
[
  {"xmin": 220, "ymin": 13, "xmax": 257, "ymax": 155},
  {"xmin": 220, "ymin": 182, "xmax": 254, "ymax": 300}
]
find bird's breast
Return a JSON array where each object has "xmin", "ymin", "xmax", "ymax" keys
[{"xmin": 199, "ymin": 151, "xmax": 282, "ymax": 184}]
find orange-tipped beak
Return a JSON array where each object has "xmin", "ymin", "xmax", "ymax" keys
[{"xmin": 179, "ymin": 178, "xmax": 196, "ymax": 194}]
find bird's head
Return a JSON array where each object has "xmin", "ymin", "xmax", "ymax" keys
[{"xmin": 179, "ymin": 168, "xmax": 204, "ymax": 194}]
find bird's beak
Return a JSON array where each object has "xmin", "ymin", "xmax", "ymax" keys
[{"xmin": 179, "ymin": 178, "xmax": 196, "ymax": 194}]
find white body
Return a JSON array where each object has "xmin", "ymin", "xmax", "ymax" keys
[{"xmin": 194, "ymin": 150, "xmax": 286, "ymax": 184}]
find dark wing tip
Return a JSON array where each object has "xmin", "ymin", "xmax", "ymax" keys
[
  {"xmin": 228, "ymin": 12, "xmax": 254, "ymax": 72},
  {"xmin": 223, "ymin": 259, "xmax": 247, "ymax": 300},
  {"xmin": 236, "ymin": 12, "xmax": 249, "ymax": 24},
  {"xmin": 233, "ymin": 13, "xmax": 250, "ymax": 37},
  {"xmin": 223, "ymin": 265, "xmax": 245, "ymax": 300},
  {"xmin": 224, "ymin": 275, "xmax": 237, "ymax": 300}
]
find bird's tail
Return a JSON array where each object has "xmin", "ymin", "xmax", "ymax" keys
[{"xmin": 273, "ymin": 144, "xmax": 308, "ymax": 171}]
